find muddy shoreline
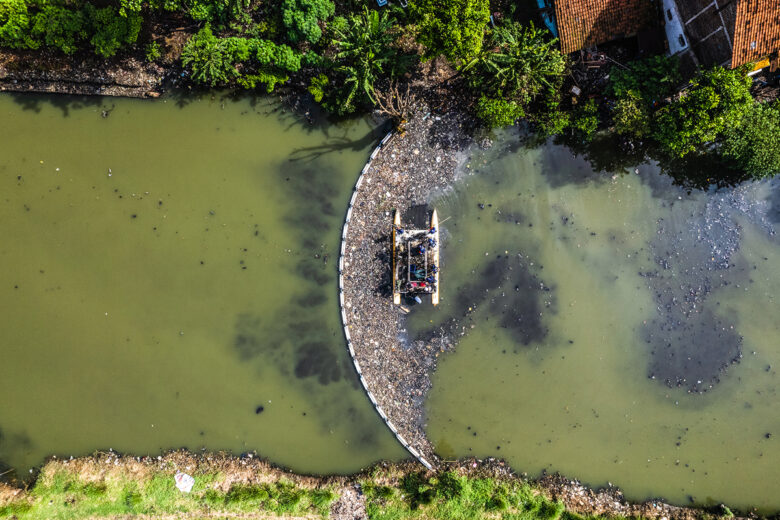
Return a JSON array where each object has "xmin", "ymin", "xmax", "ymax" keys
[{"xmin": 0, "ymin": 48, "xmax": 173, "ymax": 98}]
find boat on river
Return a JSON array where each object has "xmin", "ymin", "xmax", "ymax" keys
[{"xmin": 392, "ymin": 209, "xmax": 440, "ymax": 305}]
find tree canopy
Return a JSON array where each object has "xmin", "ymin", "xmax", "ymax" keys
[
  {"xmin": 721, "ymin": 101, "xmax": 780, "ymax": 179},
  {"xmin": 652, "ymin": 67, "xmax": 753, "ymax": 158},
  {"xmin": 410, "ymin": 0, "xmax": 489, "ymax": 66}
]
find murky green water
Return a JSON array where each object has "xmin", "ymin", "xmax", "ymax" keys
[
  {"xmin": 410, "ymin": 131, "xmax": 780, "ymax": 510},
  {"xmin": 3, "ymin": 93, "xmax": 780, "ymax": 511},
  {"xmin": 0, "ymin": 92, "xmax": 405, "ymax": 477}
]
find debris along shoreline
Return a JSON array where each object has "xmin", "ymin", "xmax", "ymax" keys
[
  {"xmin": 0, "ymin": 48, "xmax": 170, "ymax": 98},
  {"xmin": 339, "ymin": 101, "xmax": 472, "ymax": 469},
  {"xmin": 0, "ymin": 450, "xmax": 743, "ymax": 520}
]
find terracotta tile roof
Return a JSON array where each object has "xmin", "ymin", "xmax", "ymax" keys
[
  {"xmin": 553, "ymin": 0, "xmax": 659, "ymax": 53},
  {"xmin": 731, "ymin": 0, "xmax": 780, "ymax": 68}
]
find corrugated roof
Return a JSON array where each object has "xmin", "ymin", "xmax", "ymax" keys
[
  {"xmin": 731, "ymin": 0, "xmax": 780, "ymax": 68},
  {"xmin": 554, "ymin": 0, "xmax": 658, "ymax": 53}
]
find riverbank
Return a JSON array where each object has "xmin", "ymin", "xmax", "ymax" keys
[
  {"xmin": 0, "ymin": 48, "xmax": 170, "ymax": 98},
  {"xmin": 0, "ymin": 450, "xmax": 744, "ymax": 520}
]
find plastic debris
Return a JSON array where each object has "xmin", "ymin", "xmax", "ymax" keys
[{"xmin": 174, "ymin": 472, "xmax": 195, "ymax": 493}]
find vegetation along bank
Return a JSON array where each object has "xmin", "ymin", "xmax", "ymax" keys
[
  {"xmin": 0, "ymin": 450, "xmax": 752, "ymax": 520},
  {"xmin": 1, "ymin": 0, "xmax": 780, "ymax": 185}
]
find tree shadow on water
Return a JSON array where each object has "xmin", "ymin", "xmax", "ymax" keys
[
  {"xmin": 288, "ymin": 122, "xmax": 390, "ymax": 163},
  {"xmin": 7, "ymin": 91, "xmax": 107, "ymax": 116},
  {"xmin": 544, "ymin": 132, "xmax": 650, "ymax": 188},
  {"xmin": 0, "ymin": 426, "xmax": 33, "ymax": 483},
  {"xmin": 551, "ymin": 132, "xmax": 751, "ymax": 193}
]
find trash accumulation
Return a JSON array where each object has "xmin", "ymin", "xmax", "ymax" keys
[
  {"xmin": 174, "ymin": 471, "xmax": 195, "ymax": 493},
  {"xmin": 341, "ymin": 102, "xmax": 472, "ymax": 465}
]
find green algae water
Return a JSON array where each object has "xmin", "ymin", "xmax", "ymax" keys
[
  {"xmin": 0, "ymin": 92, "xmax": 405, "ymax": 476},
  {"xmin": 409, "ymin": 131, "xmax": 780, "ymax": 511}
]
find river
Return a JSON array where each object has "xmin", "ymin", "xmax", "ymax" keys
[
  {"xmin": 0, "ymin": 92, "xmax": 406, "ymax": 477},
  {"xmin": 2, "ymin": 93, "xmax": 780, "ymax": 511},
  {"xmin": 407, "ymin": 129, "xmax": 780, "ymax": 511}
]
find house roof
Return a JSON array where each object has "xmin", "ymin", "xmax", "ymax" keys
[
  {"xmin": 731, "ymin": 0, "xmax": 780, "ymax": 68},
  {"xmin": 554, "ymin": 0, "xmax": 659, "ymax": 53}
]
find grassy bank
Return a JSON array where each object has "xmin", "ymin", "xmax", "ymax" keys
[
  {"xmin": 0, "ymin": 452, "xmax": 336, "ymax": 519},
  {"xmin": 0, "ymin": 451, "xmax": 742, "ymax": 520}
]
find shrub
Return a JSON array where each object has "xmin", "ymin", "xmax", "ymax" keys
[
  {"xmin": 84, "ymin": 4, "xmax": 142, "ymax": 57},
  {"xmin": 182, "ymin": 26, "xmax": 302, "ymax": 90},
  {"xmin": 29, "ymin": 4, "xmax": 85, "ymax": 55},
  {"xmin": 282, "ymin": 0, "xmax": 335, "ymax": 44},
  {"xmin": 721, "ymin": 101, "xmax": 780, "ymax": 179},
  {"xmin": 225, "ymin": 484, "xmax": 269, "ymax": 503},
  {"xmin": 653, "ymin": 66, "xmax": 752, "ymax": 158},
  {"xmin": 570, "ymin": 99, "xmax": 599, "ymax": 140},
  {"xmin": 399, "ymin": 471, "xmax": 434, "ymax": 509},
  {"xmin": 410, "ymin": 0, "xmax": 489, "ymax": 66},
  {"xmin": 612, "ymin": 91, "xmax": 648, "ymax": 137},
  {"xmin": 609, "ymin": 55, "xmax": 681, "ymax": 104},
  {"xmin": 475, "ymin": 95, "xmax": 524, "ymax": 128},
  {"xmin": 0, "ymin": 0, "xmax": 35, "ymax": 49},
  {"xmin": 308, "ymin": 488, "xmax": 336, "ymax": 512},
  {"xmin": 433, "ymin": 471, "xmax": 464, "ymax": 499},
  {"xmin": 308, "ymin": 73, "xmax": 329, "ymax": 102},
  {"xmin": 145, "ymin": 41, "xmax": 161, "ymax": 62},
  {"xmin": 182, "ymin": 26, "xmax": 238, "ymax": 86},
  {"xmin": 185, "ymin": 0, "xmax": 250, "ymax": 23}
]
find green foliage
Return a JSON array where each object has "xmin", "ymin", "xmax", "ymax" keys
[
  {"xmin": 215, "ymin": 481, "xmax": 334, "ymax": 515},
  {"xmin": 146, "ymin": 41, "xmax": 162, "ymax": 62},
  {"xmin": 182, "ymin": 26, "xmax": 238, "ymax": 86},
  {"xmin": 363, "ymin": 470, "xmax": 571, "ymax": 520},
  {"xmin": 570, "ymin": 99, "xmax": 599, "ymax": 141},
  {"xmin": 465, "ymin": 21, "xmax": 566, "ymax": 130},
  {"xmin": 237, "ymin": 71, "xmax": 289, "ymax": 92},
  {"xmin": 185, "ymin": 0, "xmax": 250, "ymax": 23},
  {"xmin": 282, "ymin": 0, "xmax": 334, "ymax": 44},
  {"xmin": 612, "ymin": 91, "xmax": 648, "ymax": 137},
  {"xmin": 308, "ymin": 73, "xmax": 329, "ymax": 102},
  {"xmin": 0, "ymin": 501, "xmax": 33, "ymax": 516},
  {"xmin": 721, "ymin": 101, "xmax": 780, "ymax": 179},
  {"xmin": 29, "ymin": 4, "xmax": 85, "ymax": 55},
  {"xmin": 329, "ymin": 7, "xmax": 394, "ymax": 114},
  {"xmin": 433, "ymin": 471, "xmax": 464, "ymax": 500},
  {"xmin": 411, "ymin": 0, "xmax": 489, "ymax": 65},
  {"xmin": 182, "ymin": 26, "xmax": 301, "ymax": 90},
  {"xmin": 534, "ymin": 97, "xmax": 571, "ymax": 138},
  {"xmin": 84, "ymin": 4, "xmax": 141, "ymax": 57},
  {"xmin": 475, "ymin": 94, "xmax": 524, "ymax": 128},
  {"xmin": 653, "ymin": 66, "xmax": 752, "ymax": 158},
  {"xmin": 399, "ymin": 471, "xmax": 435, "ymax": 509},
  {"xmin": 1, "ymin": 462, "xmax": 336, "ymax": 519},
  {"xmin": 0, "ymin": 0, "xmax": 36, "ymax": 49},
  {"xmin": 608, "ymin": 55, "xmax": 681, "ymax": 104},
  {"xmin": 466, "ymin": 22, "xmax": 566, "ymax": 106},
  {"xmin": 309, "ymin": 488, "xmax": 336, "ymax": 511}
]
